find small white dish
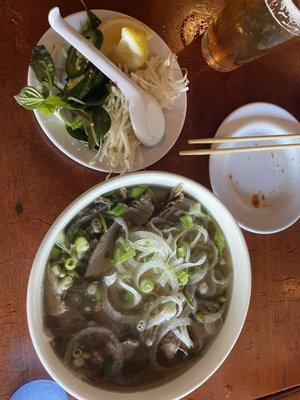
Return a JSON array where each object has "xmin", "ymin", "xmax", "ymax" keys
[
  {"xmin": 27, "ymin": 10, "xmax": 187, "ymax": 173},
  {"xmin": 27, "ymin": 171, "xmax": 251, "ymax": 400},
  {"xmin": 209, "ymin": 102, "xmax": 300, "ymax": 234}
]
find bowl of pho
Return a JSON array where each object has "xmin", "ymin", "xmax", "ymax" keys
[{"xmin": 27, "ymin": 171, "xmax": 251, "ymax": 400}]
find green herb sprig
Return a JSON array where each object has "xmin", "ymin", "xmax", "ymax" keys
[{"xmin": 14, "ymin": 6, "xmax": 111, "ymax": 151}]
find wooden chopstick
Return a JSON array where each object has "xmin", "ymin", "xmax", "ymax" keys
[
  {"xmin": 180, "ymin": 143, "xmax": 300, "ymax": 156},
  {"xmin": 188, "ymin": 133, "xmax": 300, "ymax": 144}
]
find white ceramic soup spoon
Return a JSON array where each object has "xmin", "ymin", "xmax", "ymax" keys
[{"xmin": 48, "ymin": 7, "xmax": 165, "ymax": 147}]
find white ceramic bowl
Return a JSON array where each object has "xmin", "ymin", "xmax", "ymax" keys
[
  {"xmin": 27, "ymin": 172, "xmax": 251, "ymax": 400},
  {"xmin": 28, "ymin": 10, "xmax": 187, "ymax": 173},
  {"xmin": 209, "ymin": 103, "xmax": 300, "ymax": 234}
]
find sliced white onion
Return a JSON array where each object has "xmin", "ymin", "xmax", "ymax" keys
[
  {"xmin": 118, "ymin": 279, "xmax": 142, "ymax": 307},
  {"xmin": 134, "ymin": 260, "xmax": 165, "ymax": 289},
  {"xmin": 190, "ymin": 225, "xmax": 209, "ymax": 247},
  {"xmin": 147, "ymin": 302, "xmax": 177, "ymax": 329},
  {"xmin": 202, "ymin": 304, "xmax": 226, "ymax": 324},
  {"xmin": 174, "ymin": 254, "xmax": 207, "ymax": 272},
  {"xmin": 143, "ymin": 295, "xmax": 184, "ymax": 327},
  {"xmin": 211, "ymin": 267, "xmax": 232, "ymax": 285},
  {"xmin": 188, "ymin": 264, "xmax": 209, "ymax": 284},
  {"xmin": 130, "ymin": 231, "xmax": 172, "ymax": 260},
  {"xmin": 102, "ymin": 285, "xmax": 138, "ymax": 326},
  {"xmin": 204, "ymin": 317, "xmax": 224, "ymax": 335},
  {"xmin": 174, "ymin": 325, "xmax": 194, "ymax": 349},
  {"xmin": 154, "ymin": 318, "xmax": 193, "ymax": 352},
  {"xmin": 104, "ymin": 272, "xmax": 117, "ymax": 287}
]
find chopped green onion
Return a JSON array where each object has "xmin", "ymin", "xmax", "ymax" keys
[
  {"xmin": 86, "ymin": 282, "xmax": 98, "ymax": 296},
  {"xmin": 108, "ymin": 203, "xmax": 128, "ymax": 217},
  {"xmin": 59, "ymin": 275, "xmax": 73, "ymax": 291},
  {"xmin": 167, "ymin": 265, "xmax": 174, "ymax": 273},
  {"xmin": 51, "ymin": 264, "xmax": 66, "ymax": 278},
  {"xmin": 129, "ymin": 184, "xmax": 149, "ymax": 199},
  {"xmin": 82, "ymin": 352, "xmax": 91, "ymax": 360},
  {"xmin": 123, "ymin": 291, "xmax": 134, "ymax": 302},
  {"xmin": 64, "ymin": 257, "xmax": 77, "ymax": 271},
  {"xmin": 72, "ymin": 348, "xmax": 83, "ymax": 358},
  {"xmin": 95, "ymin": 287, "xmax": 102, "ymax": 301},
  {"xmin": 91, "ymin": 218, "xmax": 102, "ymax": 233},
  {"xmin": 140, "ymin": 279, "xmax": 154, "ymax": 293},
  {"xmin": 114, "ymin": 240, "xmax": 136, "ymax": 264},
  {"xmin": 99, "ymin": 215, "xmax": 107, "ymax": 232},
  {"xmin": 180, "ymin": 214, "xmax": 193, "ymax": 230},
  {"xmin": 208, "ymin": 217, "xmax": 224, "ymax": 257},
  {"xmin": 183, "ymin": 293, "xmax": 195, "ymax": 311},
  {"xmin": 177, "ymin": 243, "xmax": 187, "ymax": 258},
  {"xmin": 73, "ymin": 357, "xmax": 84, "ymax": 367},
  {"xmin": 74, "ymin": 236, "xmax": 89, "ymax": 255},
  {"xmin": 195, "ymin": 313, "xmax": 204, "ymax": 324},
  {"xmin": 67, "ymin": 270, "xmax": 80, "ymax": 279},
  {"xmin": 176, "ymin": 270, "xmax": 189, "ymax": 285},
  {"xmin": 215, "ymin": 227, "xmax": 224, "ymax": 258}
]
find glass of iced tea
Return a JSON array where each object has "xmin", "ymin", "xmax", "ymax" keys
[{"xmin": 201, "ymin": 0, "xmax": 300, "ymax": 72}]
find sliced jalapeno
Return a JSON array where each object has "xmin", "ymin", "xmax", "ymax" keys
[
  {"xmin": 63, "ymin": 67, "xmax": 98, "ymax": 100},
  {"xmin": 82, "ymin": 28, "xmax": 102, "ymax": 48},
  {"xmin": 65, "ymin": 29, "xmax": 103, "ymax": 79}
]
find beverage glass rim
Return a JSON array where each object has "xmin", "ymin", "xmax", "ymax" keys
[{"xmin": 265, "ymin": 0, "xmax": 300, "ymax": 35}]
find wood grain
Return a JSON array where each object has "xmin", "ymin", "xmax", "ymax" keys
[{"xmin": 0, "ymin": 1, "xmax": 299, "ymax": 399}]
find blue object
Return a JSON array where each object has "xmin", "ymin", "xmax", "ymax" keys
[{"xmin": 11, "ymin": 379, "xmax": 68, "ymax": 400}]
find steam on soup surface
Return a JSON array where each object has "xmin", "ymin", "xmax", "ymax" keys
[{"xmin": 44, "ymin": 185, "xmax": 232, "ymax": 389}]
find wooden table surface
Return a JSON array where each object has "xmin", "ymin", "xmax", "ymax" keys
[{"xmin": 1, "ymin": 0, "xmax": 300, "ymax": 399}]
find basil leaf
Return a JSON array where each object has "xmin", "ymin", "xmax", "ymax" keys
[
  {"xmin": 38, "ymin": 96, "xmax": 71, "ymax": 115},
  {"xmin": 92, "ymin": 106, "xmax": 111, "ymax": 145},
  {"xmin": 66, "ymin": 126, "xmax": 88, "ymax": 142},
  {"xmin": 30, "ymin": 45, "xmax": 55, "ymax": 96},
  {"xmin": 14, "ymin": 86, "xmax": 45, "ymax": 110},
  {"xmin": 63, "ymin": 67, "xmax": 97, "ymax": 100},
  {"xmin": 81, "ymin": 1, "xmax": 101, "ymax": 29},
  {"xmin": 65, "ymin": 47, "xmax": 89, "ymax": 79},
  {"xmin": 83, "ymin": 72, "xmax": 109, "ymax": 103},
  {"xmin": 65, "ymin": 29, "xmax": 102, "ymax": 79}
]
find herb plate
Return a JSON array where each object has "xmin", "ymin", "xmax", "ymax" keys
[{"xmin": 27, "ymin": 10, "xmax": 187, "ymax": 173}]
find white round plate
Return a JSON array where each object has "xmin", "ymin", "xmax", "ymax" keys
[
  {"xmin": 209, "ymin": 102, "xmax": 300, "ymax": 234},
  {"xmin": 27, "ymin": 10, "xmax": 187, "ymax": 172}
]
